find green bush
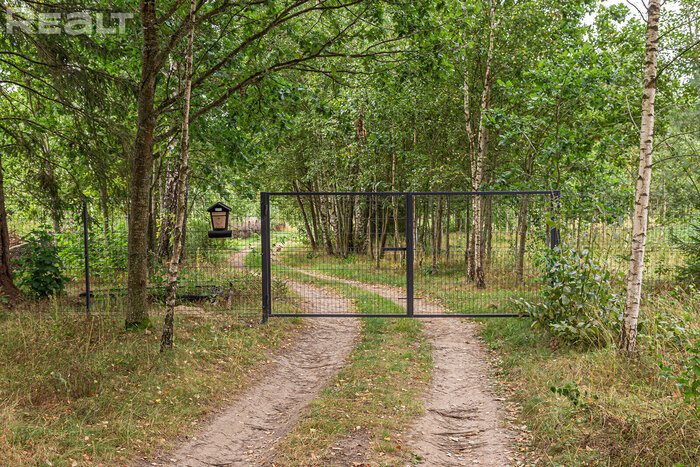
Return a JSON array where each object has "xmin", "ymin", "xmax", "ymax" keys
[
  {"xmin": 56, "ymin": 226, "xmax": 128, "ymax": 282},
  {"xmin": 13, "ymin": 230, "xmax": 69, "ymax": 298},
  {"xmin": 662, "ymin": 341, "xmax": 700, "ymax": 408},
  {"xmin": 514, "ymin": 247, "xmax": 623, "ymax": 346},
  {"xmin": 673, "ymin": 220, "xmax": 700, "ymax": 285},
  {"xmin": 675, "ymin": 343, "xmax": 700, "ymax": 405}
]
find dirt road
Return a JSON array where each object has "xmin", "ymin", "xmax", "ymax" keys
[
  {"xmin": 289, "ymin": 268, "xmax": 514, "ymax": 466},
  {"xmin": 146, "ymin": 282, "xmax": 359, "ymax": 466}
]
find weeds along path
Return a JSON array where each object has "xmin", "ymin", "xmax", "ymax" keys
[
  {"xmin": 150, "ymin": 282, "xmax": 359, "ymax": 466},
  {"xmin": 288, "ymin": 267, "xmax": 514, "ymax": 466}
]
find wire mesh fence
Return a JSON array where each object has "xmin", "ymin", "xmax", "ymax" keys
[
  {"xmin": 5, "ymin": 191, "xmax": 699, "ymax": 319},
  {"xmin": 264, "ymin": 192, "xmax": 561, "ymax": 318},
  {"xmin": 7, "ymin": 206, "xmax": 265, "ymax": 321},
  {"xmin": 558, "ymin": 191, "xmax": 700, "ymax": 291}
]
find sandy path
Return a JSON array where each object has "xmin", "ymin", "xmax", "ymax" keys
[
  {"xmin": 147, "ymin": 282, "xmax": 359, "ymax": 466},
  {"xmin": 289, "ymin": 268, "xmax": 514, "ymax": 466}
]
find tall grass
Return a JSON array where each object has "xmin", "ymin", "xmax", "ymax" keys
[{"xmin": 0, "ymin": 306, "xmax": 301, "ymax": 466}]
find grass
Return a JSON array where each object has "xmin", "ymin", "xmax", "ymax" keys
[
  {"xmin": 279, "ymin": 243, "xmax": 537, "ymax": 314},
  {"xmin": 0, "ymin": 306, "xmax": 302, "ymax": 467},
  {"xmin": 481, "ymin": 292, "xmax": 700, "ymax": 466},
  {"xmin": 272, "ymin": 269, "xmax": 432, "ymax": 466},
  {"xmin": 285, "ymin": 246, "xmax": 700, "ymax": 465}
]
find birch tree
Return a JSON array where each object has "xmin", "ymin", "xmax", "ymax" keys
[
  {"xmin": 160, "ymin": 0, "xmax": 196, "ymax": 351},
  {"xmin": 619, "ymin": 0, "xmax": 661, "ymax": 355},
  {"xmin": 467, "ymin": 0, "xmax": 497, "ymax": 288}
]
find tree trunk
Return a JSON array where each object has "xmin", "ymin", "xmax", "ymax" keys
[
  {"xmin": 465, "ymin": 2, "xmax": 496, "ymax": 288},
  {"xmin": 485, "ymin": 196, "xmax": 493, "ymax": 267},
  {"xmin": 0, "ymin": 152, "xmax": 21, "ymax": 304},
  {"xmin": 445, "ymin": 199, "xmax": 451, "ymax": 263},
  {"xmin": 156, "ymin": 139, "xmax": 180, "ymax": 260},
  {"xmin": 516, "ymin": 195, "xmax": 529, "ymax": 281},
  {"xmin": 619, "ymin": 0, "xmax": 660, "ymax": 355},
  {"xmin": 344, "ymin": 197, "xmax": 353, "ymax": 256},
  {"xmin": 377, "ymin": 206, "xmax": 389, "ymax": 265},
  {"xmin": 318, "ymin": 192, "xmax": 334, "ymax": 254},
  {"xmin": 126, "ymin": 0, "xmax": 160, "ymax": 329},
  {"xmin": 464, "ymin": 205, "xmax": 471, "ymax": 267},
  {"xmin": 430, "ymin": 196, "xmax": 437, "ymax": 269},
  {"xmin": 353, "ymin": 195, "xmax": 367, "ymax": 254},
  {"xmin": 147, "ymin": 162, "xmax": 158, "ymax": 254},
  {"xmin": 308, "ymin": 190, "xmax": 321, "ymax": 247},
  {"xmin": 367, "ymin": 203, "xmax": 374, "ymax": 260},
  {"xmin": 436, "ymin": 196, "xmax": 444, "ymax": 259},
  {"xmin": 294, "ymin": 181, "xmax": 316, "ymax": 249},
  {"xmin": 391, "ymin": 153, "xmax": 402, "ymax": 262},
  {"xmin": 331, "ymin": 195, "xmax": 343, "ymax": 256},
  {"xmin": 161, "ymin": 0, "xmax": 195, "ymax": 351}
]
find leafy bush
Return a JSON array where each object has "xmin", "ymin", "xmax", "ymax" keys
[
  {"xmin": 675, "ymin": 344, "xmax": 700, "ymax": 405},
  {"xmin": 639, "ymin": 285, "xmax": 700, "ymax": 348},
  {"xmin": 513, "ymin": 247, "xmax": 623, "ymax": 346},
  {"xmin": 673, "ymin": 220, "xmax": 700, "ymax": 285},
  {"xmin": 550, "ymin": 381, "xmax": 598, "ymax": 408},
  {"xmin": 662, "ymin": 341, "xmax": 700, "ymax": 408},
  {"xmin": 13, "ymin": 230, "xmax": 69, "ymax": 298},
  {"xmin": 56, "ymin": 226, "xmax": 128, "ymax": 282}
]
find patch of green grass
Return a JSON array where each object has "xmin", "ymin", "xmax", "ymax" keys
[
  {"xmin": 274, "ymin": 270, "xmax": 432, "ymax": 466},
  {"xmin": 0, "ymin": 307, "xmax": 302, "ymax": 466},
  {"xmin": 278, "ymin": 246, "xmax": 533, "ymax": 315},
  {"xmin": 481, "ymin": 296, "xmax": 700, "ymax": 466},
  {"xmin": 284, "ymin": 246, "xmax": 700, "ymax": 464}
]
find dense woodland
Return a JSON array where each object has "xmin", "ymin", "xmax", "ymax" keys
[
  {"xmin": 2, "ymin": 0, "xmax": 698, "ymax": 342},
  {"xmin": 0, "ymin": 0, "xmax": 699, "ymax": 465}
]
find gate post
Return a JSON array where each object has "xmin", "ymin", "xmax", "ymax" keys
[
  {"xmin": 549, "ymin": 190, "xmax": 561, "ymax": 249},
  {"xmin": 261, "ymin": 193, "xmax": 272, "ymax": 323},
  {"xmin": 405, "ymin": 194, "xmax": 414, "ymax": 317}
]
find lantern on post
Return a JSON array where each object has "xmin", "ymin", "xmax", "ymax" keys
[{"xmin": 207, "ymin": 202, "xmax": 232, "ymax": 238}]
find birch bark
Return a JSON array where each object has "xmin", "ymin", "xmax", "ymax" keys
[
  {"xmin": 469, "ymin": 1, "xmax": 496, "ymax": 288},
  {"xmin": 161, "ymin": 0, "xmax": 196, "ymax": 351},
  {"xmin": 619, "ymin": 0, "xmax": 660, "ymax": 355}
]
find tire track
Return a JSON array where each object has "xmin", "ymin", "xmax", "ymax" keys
[{"xmin": 287, "ymin": 267, "xmax": 514, "ymax": 466}]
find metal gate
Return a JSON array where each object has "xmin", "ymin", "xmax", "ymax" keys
[{"xmin": 261, "ymin": 191, "xmax": 560, "ymax": 321}]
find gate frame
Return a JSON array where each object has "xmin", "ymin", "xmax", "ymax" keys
[{"xmin": 261, "ymin": 190, "xmax": 561, "ymax": 322}]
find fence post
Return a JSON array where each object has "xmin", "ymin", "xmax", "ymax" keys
[
  {"xmin": 260, "ymin": 192, "xmax": 271, "ymax": 323},
  {"xmin": 82, "ymin": 201, "xmax": 91, "ymax": 317},
  {"xmin": 405, "ymin": 193, "xmax": 414, "ymax": 317},
  {"xmin": 550, "ymin": 190, "xmax": 561, "ymax": 249}
]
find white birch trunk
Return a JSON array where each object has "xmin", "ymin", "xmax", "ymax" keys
[
  {"xmin": 619, "ymin": 0, "xmax": 660, "ymax": 355},
  {"xmin": 469, "ymin": 1, "xmax": 496, "ymax": 288},
  {"xmin": 161, "ymin": 0, "xmax": 196, "ymax": 351}
]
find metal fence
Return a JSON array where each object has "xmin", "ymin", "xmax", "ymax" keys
[
  {"xmin": 7, "ymin": 204, "xmax": 264, "ymax": 321},
  {"xmin": 5, "ymin": 191, "xmax": 699, "ymax": 319},
  {"xmin": 262, "ymin": 191, "xmax": 561, "ymax": 320}
]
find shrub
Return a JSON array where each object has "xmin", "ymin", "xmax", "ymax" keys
[
  {"xmin": 673, "ymin": 219, "xmax": 700, "ymax": 285},
  {"xmin": 13, "ymin": 230, "xmax": 69, "ymax": 298},
  {"xmin": 513, "ymin": 247, "xmax": 623, "ymax": 346},
  {"xmin": 56, "ymin": 226, "xmax": 128, "ymax": 282},
  {"xmin": 675, "ymin": 343, "xmax": 700, "ymax": 405},
  {"xmin": 662, "ymin": 341, "xmax": 700, "ymax": 408}
]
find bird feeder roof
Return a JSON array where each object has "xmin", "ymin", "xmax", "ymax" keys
[{"xmin": 207, "ymin": 202, "xmax": 232, "ymax": 212}]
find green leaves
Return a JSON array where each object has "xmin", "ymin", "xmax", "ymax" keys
[
  {"xmin": 663, "ymin": 342, "xmax": 700, "ymax": 407},
  {"xmin": 513, "ymin": 247, "xmax": 623, "ymax": 346},
  {"xmin": 13, "ymin": 230, "xmax": 69, "ymax": 298}
]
